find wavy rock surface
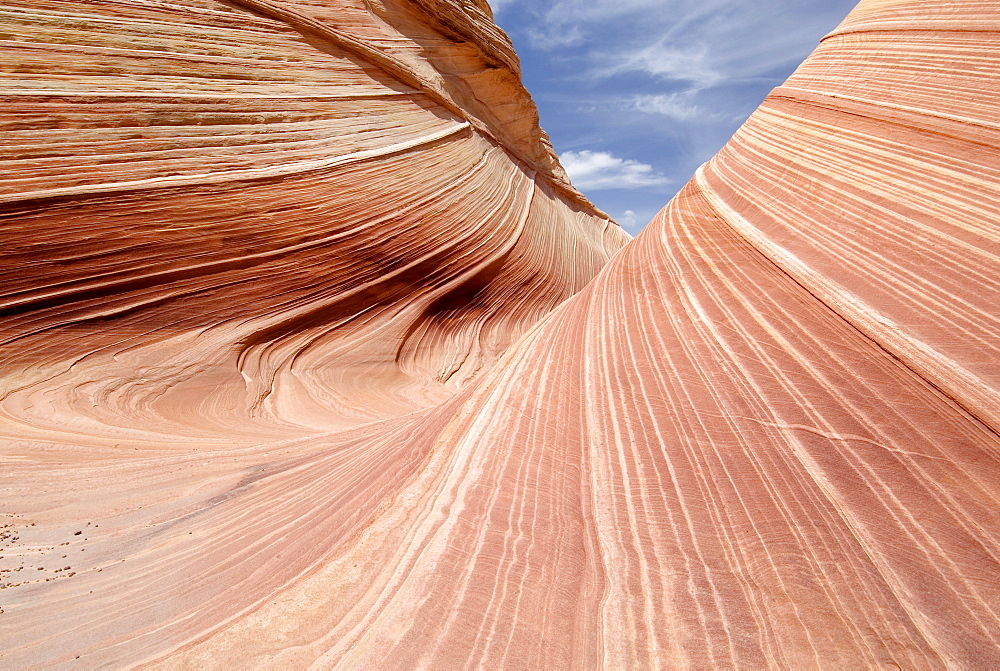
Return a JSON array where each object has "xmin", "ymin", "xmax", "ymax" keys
[
  {"xmin": 2, "ymin": 0, "xmax": 1000, "ymax": 668},
  {"xmin": 0, "ymin": 0, "xmax": 627, "ymax": 664}
]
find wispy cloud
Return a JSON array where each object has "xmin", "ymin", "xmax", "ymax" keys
[
  {"xmin": 598, "ymin": 42, "xmax": 719, "ymax": 85},
  {"xmin": 561, "ymin": 150, "xmax": 670, "ymax": 191},
  {"xmin": 491, "ymin": 0, "xmax": 859, "ymax": 230},
  {"xmin": 487, "ymin": 0, "xmax": 517, "ymax": 12},
  {"xmin": 543, "ymin": 0, "xmax": 701, "ymax": 24},
  {"xmin": 524, "ymin": 24, "xmax": 585, "ymax": 50},
  {"xmin": 629, "ymin": 92, "xmax": 715, "ymax": 121},
  {"xmin": 512, "ymin": 0, "xmax": 851, "ymax": 86}
]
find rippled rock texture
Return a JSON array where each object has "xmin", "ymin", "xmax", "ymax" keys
[{"xmin": 2, "ymin": 0, "xmax": 1000, "ymax": 667}]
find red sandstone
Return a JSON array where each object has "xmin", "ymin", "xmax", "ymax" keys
[{"xmin": 1, "ymin": 0, "xmax": 998, "ymax": 667}]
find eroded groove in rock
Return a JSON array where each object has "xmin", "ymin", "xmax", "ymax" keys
[{"xmin": 2, "ymin": 0, "xmax": 999, "ymax": 668}]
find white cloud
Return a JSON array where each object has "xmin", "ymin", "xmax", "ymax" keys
[
  {"xmin": 614, "ymin": 208, "xmax": 661, "ymax": 234},
  {"xmin": 619, "ymin": 210, "xmax": 638, "ymax": 230},
  {"xmin": 487, "ymin": 0, "xmax": 517, "ymax": 11},
  {"xmin": 525, "ymin": 24, "xmax": 585, "ymax": 49},
  {"xmin": 490, "ymin": 0, "xmax": 858, "ymax": 232},
  {"xmin": 510, "ymin": 0, "xmax": 853, "ymax": 86},
  {"xmin": 631, "ymin": 92, "xmax": 711, "ymax": 121},
  {"xmin": 560, "ymin": 150, "xmax": 670, "ymax": 191},
  {"xmin": 547, "ymin": 0, "xmax": 703, "ymax": 23},
  {"xmin": 601, "ymin": 42, "xmax": 719, "ymax": 85}
]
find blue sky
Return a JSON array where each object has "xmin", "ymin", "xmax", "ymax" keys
[{"xmin": 488, "ymin": 0, "xmax": 860, "ymax": 233}]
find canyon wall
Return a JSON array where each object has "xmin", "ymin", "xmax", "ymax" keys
[{"xmin": 2, "ymin": 0, "xmax": 999, "ymax": 668}]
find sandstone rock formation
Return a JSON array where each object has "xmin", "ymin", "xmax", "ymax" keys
[{"xmin": 2, "ymin": 0, "xmax": 999, "ymax": 667}]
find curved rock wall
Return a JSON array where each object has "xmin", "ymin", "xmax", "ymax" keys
[
  {"xmin": 0, "ymin": 0, "xmax": 626, "ymax": 438},
  {"xmin": 2, "ymin": 0, "xmax": 1000, "ymax": 668}
]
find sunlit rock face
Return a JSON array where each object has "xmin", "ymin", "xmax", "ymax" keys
[
  {"xmin": 2, "ymin": 0, "xmax": 999, "ymax": 668},
  {"xmin": 0, "ymin": 0, "xmax": 626, "ymax": 437}
]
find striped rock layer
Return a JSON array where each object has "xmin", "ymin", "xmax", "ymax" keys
[{"xmin": 1, "ymin": 0, "xmax": 999, "ymax": 668}]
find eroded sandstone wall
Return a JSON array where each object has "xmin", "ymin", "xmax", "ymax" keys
[
  {"xmin": 0, "ymin": 0, "xmax": 627, "ymax": 437},
  {"xmin": 2, "ymin": 0, "xmax": 999, "ymax": 668}
]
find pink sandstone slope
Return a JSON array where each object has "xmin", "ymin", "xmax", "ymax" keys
[{"xmin": 2, "ymin": 0, "xmax": 1000, "ymax": 668}]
